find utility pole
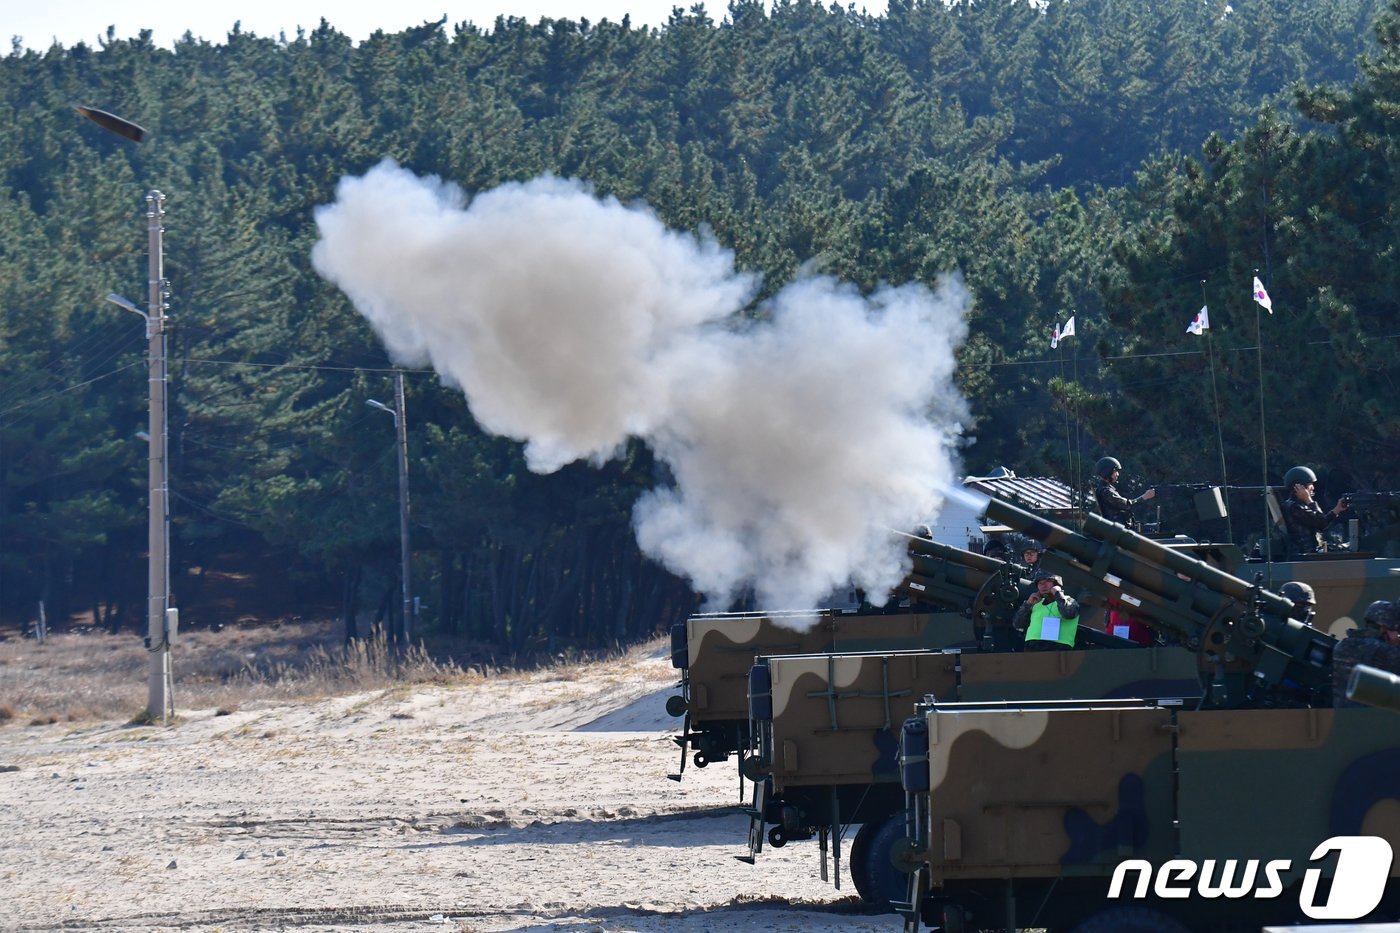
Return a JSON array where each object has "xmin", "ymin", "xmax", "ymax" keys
[
  {"xmin": 145, "ymin": 189, "xmax": 173, "ymax": 720},
  {"xmin": 367, "ymin": 371, "xmax": 413, "ymax": 643},
  {"xmin": 393, "ymin": 372, "xmax": 413, "ymax": 643},
  {"xmin": 78, "ymin": 106, "xmax": 173, "ymax": 723}
]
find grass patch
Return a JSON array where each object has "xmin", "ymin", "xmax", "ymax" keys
[
  {"xmin": 0, "ymin": 625, "xmax": 474, "ymax": 726},
  {"xmin": 0, "ymin": 622, "xmax": 662, "ymax": 728}
]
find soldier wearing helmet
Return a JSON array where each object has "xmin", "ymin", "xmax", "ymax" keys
[
  {"xmin": 1020, "ymin": 537, "xmax": 1044, "ymax": 570},
  {"xmin": 1279, "ymin": 581, "xmax": 1317, "ymax": 624},
  {"xmin": 1332, "ymin": 599, "xmax": 1400, "ymax": 707},
  {"xmin": 1014, "ymin": 569, "xmax": 1081, "ymax": 651},
  {"xmin": 1281, "ymin": 465, "xmax": 1350, "ymax": 556},
  {"xmin": 1094, "ymin": 456, "xmax": 1156, "ymax": 527}
]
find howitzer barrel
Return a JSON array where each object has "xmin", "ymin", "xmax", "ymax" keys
[
  {"xmin": 899, "ymin": 536, "xmax": 1004, "ymax": 610},
  {"xmin": 1347, "ymin": 664, "xmax": 1400, "ymax": 712},
  {"xmin": 982, "ymin": 497, "xmax": 1334, "ymax": 704},
  {"xmin": 983, "ymin": 497, "xmax": 1300, "ymax": 623},
  {"xmin": 906, "ymin": 535, "xmax": 1006, "ymax": 574},
  {"xmin": 908, "ymin": 554, "xmax": 995, "ymax": 591},
  {"xmin": 1080, "ymin": 513, "xmax": 1301, "ymax": 621},
  {"xmin": 983, "ymin": 498, "xmax": 1236, "ymax": 623}
]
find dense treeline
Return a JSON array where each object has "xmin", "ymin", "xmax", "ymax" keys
[{"xmin": 2, "ymin": 0, "xmax": 1397, "ymax": 651}]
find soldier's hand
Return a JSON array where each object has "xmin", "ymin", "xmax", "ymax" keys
[{"xmin": 1140, "ymin": 487, "xmax": 1156, "ymax": 502}]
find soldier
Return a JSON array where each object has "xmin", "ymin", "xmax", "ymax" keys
[
  {"xmin": 1104, "ymin": 596, "xmax": 1154, "ymax": 646},
  {"xmin": 1015, "ymin": 569, "xmax": 1081, "ymax": 651},
  {"xmin": 1279, "ymin": 581, "xmax": 1317, "ymax": 625},
  {"xmin": 1333, "ymin": 599, "xmax": 1400, "ymax": 707},
  {"xmin": 1281, "ymin": 466, "xmax": 1350, "ymax": 556},
  {"xmin": 983, "ymin": 536, "xmax": 1011, "ymax": 561},
  {"xmin": 1020, "ymin": 538, "xmax": 1044, "ymax": 570},
  {"xmin": 1094, "ymin": 456, "xmax": 1156, "ymax": 526},
  {"xmin": 982, "ymin": 539, "xmax": 1041, "ymax": 652}
]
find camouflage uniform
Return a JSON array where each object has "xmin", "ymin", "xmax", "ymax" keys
[
  {"xmin": 1283, "ymin": 495, "xmax": 1345, "ymax": 555},
  {"xmin": 1094, "ymin": 477, "xmax": 1136, "ymax": 525},
  {"xmin": 1332, "ymin": 601, "xmax": 1400, "ymax": 707}
]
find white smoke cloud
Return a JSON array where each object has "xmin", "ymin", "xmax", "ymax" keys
[{"xmin": 313, "ymin": 160, "xmax": 971, "ymax": 620}]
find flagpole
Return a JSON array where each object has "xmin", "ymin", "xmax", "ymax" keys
[
  {"xmin": 1057, "ymin": 321, "xmax": 1075, "ymax": 510},
  {"xmin": 1071, "ymin": 310, "xmax": 1082, "ymax": 515},
  {"xmin": 1258, "ymin": 174, "xmax": 1276, "ymax": 574},
  {"xmin": 1202, "ymin": 281, "xmax": 1233, "ymax": 542},
  {"xmin": 1255, "ymin": 267, "xmax": 1271, "ymax": 564}
]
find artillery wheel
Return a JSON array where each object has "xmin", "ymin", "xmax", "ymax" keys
[
  {"xmin": 846, "ymin": 821, "xmax": 880, "ymax": 904},
  {"xmin": 860, "ymin": 810, "xmax": 911, "ymax": 913},
  {"xmin": 692, "ymin": 751, "xmax": 710, "ymax": 768},
  {"xmin": 738, "ymin": 755, "xmax": 766, "ymax": 782},
  {"xmin": 1071, "ymin": 906, "xmax": 1192, "ymax": 933},
  {"xmin": 767, "ymin": 826, "xmax": 788, "ymax": 848},
  {"xmin": 665, "ymin": 694, "xmax": 687, "ymax": 717}
]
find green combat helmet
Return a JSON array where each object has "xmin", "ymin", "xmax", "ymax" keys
[
  {"xmin": 1096, "ymin": 456, "xmax": 1121, "ymax": 478},
  {"xmin": 1280, "ymin": 581, "xmax": 1317, "ymax": 623},
  {"xmin": 1362, "ymin": 599, "xmax": 1398, "ymax": 631},
  {"xmin": 1279, "ymin": 581, "xmax": 1317, "ymax": 606},
  {"xmin": 1283, "ymin": 465, "xmax": 1318, "ymax": 488}
]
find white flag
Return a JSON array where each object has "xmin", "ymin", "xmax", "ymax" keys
[
  {"xmin": 1061, "ymin": 315, "xmax": 1077, "ymax": 339},
  {"xmin": 1252, "ymin": 276, "xmax": 1273, "ymax": 313},
  {"xmin": 1187, "ymin": 305, "xmax": 1210, "ymax": 335}
]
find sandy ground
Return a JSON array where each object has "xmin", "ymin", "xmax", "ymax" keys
[{"xmin": 0, "ymin": 642, "xmax": 900, "ymax": 933}]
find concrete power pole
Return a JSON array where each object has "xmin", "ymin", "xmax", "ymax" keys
[
  {"xmin": 368, "ymin": 373, "xmax": 413, "ymax": 643},
  {"xmin": 145, "ymin": 190, "xmax": 173, "ymax": 721},
  {"xmin": 77, "ymin": 107, "xmax": 173, "ymax": 723},
  {"xmin": 394, "ymin": 371, "xmax": 413, "ymax": 643}
]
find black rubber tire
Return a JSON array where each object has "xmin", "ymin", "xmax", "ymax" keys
[
  {"xmin": 1071, "ymin": 906, "xmax": 1193, "ymax": 933},
  {"xmin": 861, "ymin": 810, "xmax": 910, "ymax": 913},
  {"xmin": 846, "ymin": 821, "xmax": 879, "ymax": 904}
]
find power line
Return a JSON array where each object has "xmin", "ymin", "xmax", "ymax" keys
[
  {"xmin": 181, "ymin": 357, "xmax": 417, "ymax": 374},
  {"xmin": 0, "ymin": 359, "xmax": 146, "ymax": 423},
  {"xmin": 0, "ymin": 323, "xmax": 144, "ymax": 409}
]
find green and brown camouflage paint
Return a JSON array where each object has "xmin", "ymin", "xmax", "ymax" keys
[{"xmin": 906, "ymin": 700, "xmax": 1400, "ymax": 929}]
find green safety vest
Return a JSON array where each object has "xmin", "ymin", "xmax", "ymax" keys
[{"xmin": 1025, "ymin": 598, "xmax": 1077, "ymax": 647}]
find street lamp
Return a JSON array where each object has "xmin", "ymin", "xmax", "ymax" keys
[
  {"xmin": 79, "ymin": 105, "xmax": 173, "ymax": 724},
  {"xmin": 366, "ymin": 371, "xmax": 413, "ymax": 643}
]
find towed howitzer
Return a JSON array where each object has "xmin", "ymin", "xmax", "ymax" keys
[
  {"xmin": 665, "ymin": 537, "xmax": 1007, "ymax": 779},
  {"xmin": 984, "ymin": 496, "xmax": 1335, "ymax": 707},
  {"xmin": 739, "ymin": 497, "xmax": 1350, "ymax": 910},
  {"xmin": 886, "ymin": 501, "xmax": 1396, "ymax": 931},
  {"xmin": 896, "ymin": 534, "xmax": 1026, "ymax": 645},
  {"xmin": 1348, "ymin": 662, "xmax": 1400, "ymax": 712}
]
